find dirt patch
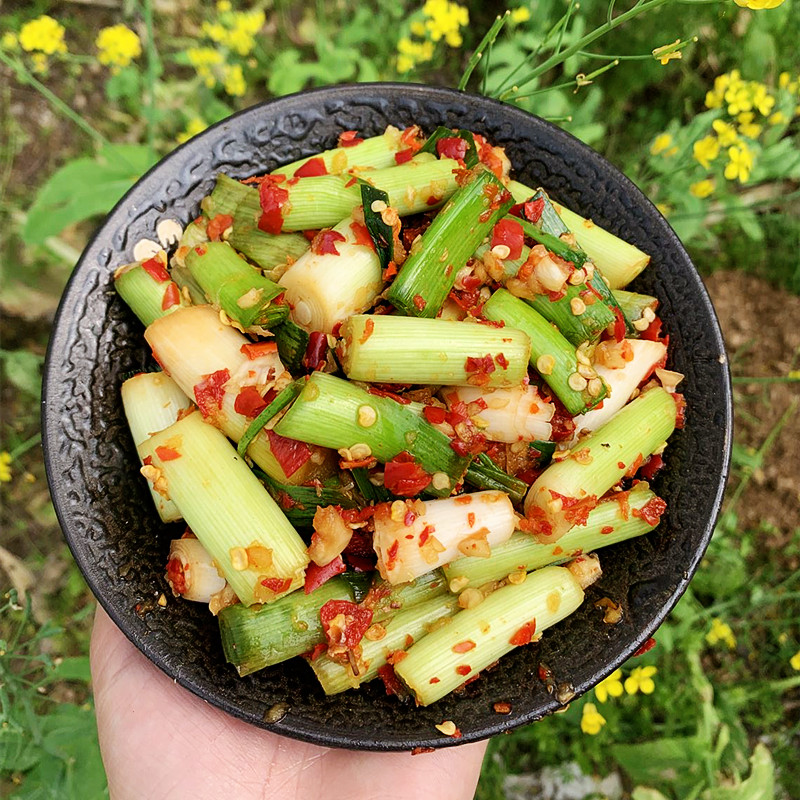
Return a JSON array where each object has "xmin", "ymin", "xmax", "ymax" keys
[{"xmin": 704, "ymin": 270, "xmax": 800, "ymax": 537}]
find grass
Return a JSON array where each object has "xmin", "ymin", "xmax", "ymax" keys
[{"xmin": 1, "ymin": 0, "xmax": 799, "ymax": 797}]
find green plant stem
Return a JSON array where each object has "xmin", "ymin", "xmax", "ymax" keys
[
  {"xmin": 511, "ymin": 59, "xmax": 621, "ymax": 101},
  {"xmin": 553, "ymin": 0, "xmax": 578, "ymax": 58},
  {"xmin": 459, "ymin": 11, "xmax": 509, "ymax": 91},
  {"xmin": 8, "ymin": 433, "xmax": 42, "ymax": 460},
  {"xmin": 141, "ymin": 0, "xmax": 159, "ymax": 159}
]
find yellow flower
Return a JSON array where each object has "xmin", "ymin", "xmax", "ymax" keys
[
  {"xmin": 655, "ymin": 202, "xmax": 672, "ymax": 217},
  {"xmin": 712, "ymin": 119, "xmax": 738, "ymax": 147},
  {"xmin": 752, "ymin": 84, "xmax": 775, "ymax": 116},
  {"xmin": 724, "ymin": 144, "xmax": 754, "ymax": 183},
  {"xmin": 19, "ymin": 15, "xmax": 67, "ymax": 55},
  {"xmin": 410, "ymin": 21, "xmax": 427, "ymax": 36},
  {"xmin": 510, "ymin": 7, "xmax": 532, "ymax": 23},
  {"xmin": 96, "ymin": 24, "xmax": 142, "ymax": 69},
  {"xmin": 768, "ymin": 111, "xmax": 787, "ymax": 125},
  {"xmin": 693, "ymin": 135, "xmax": 720, "ymax": 169},
  {"xmin": 223, "ymin": 63, "xmax": 246, "ymax": 97},
  {"xmin": 738, "ymin": 118, "xmax": 762, "ymax": 138},
  {"xmin": 733, "ymin": 0, "xmax": 785, "ymax": 7},
  {"xmin": 30, "ymin": 52, "xmax": 48, "ymax": 74},
  {"xmin": 690, "ymin": 179, "xmax": 715, "ymax": 198},
  {"xmin": 650, "ymin": 133, "xmax": 674, "ymax": 156},
  {"xmin": 624, "ymin": 665, "xmax": 657, "ymax": 695},
  {"xmin": 217, "ymin": 0, "xmax": 232, "ymax": 11},
  {"xmin": 397, "ymin": 36, "xmax": 434, "ymax": 72},
  {"xmin": 706, "ymin": 617, "xmax": 737, "ymax": 649},
  {"xmin": 2, "ymin": 32, "xmax": 19, "ymax": 51},
  {"xmin": 791, "ymin": 650, "xmax": 800, "ymax": 671},
  {"xmin": 652, "ymin": 40, "xmax": 682, "ymax": 66},
  {"xmin": 580, "ymin": 702, "xmax": 606, "ymax": 735},
  {"xmin": 726, "ymin": 86, "xmax": 753, "ymax": 116},
  {"xmin": 202, "ymin": 10, "xmax": 264, "ymax": 56},
  {"xmin": 423, "ymin": 0, "xmax": 468, "ymax": 47},
  {"xmin": 177, "ymin": 117, "xmax": 207, "ymax": 144},
  {"xmin": 594, "ymin": 669, "xmax": 624, "ymax": 703},
  {"xmin": 0, "ymin": 452, "xmax": 12, "ymax": 482},
  {"xmin": 186, "ymin": 46, "xmax": 223, "ymax": 88}
]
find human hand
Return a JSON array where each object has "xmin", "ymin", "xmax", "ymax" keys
[{"xmin": 91, "ymin": 606, "xmax": 488, "ymax": 800}]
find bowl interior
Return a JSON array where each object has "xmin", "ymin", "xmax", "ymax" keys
[{"xmin": 43, "ymin": 83, "xmax": 731, "ymax": 751}]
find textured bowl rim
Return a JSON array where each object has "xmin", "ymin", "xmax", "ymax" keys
[{"xmin": 43, "ymin": 82, "xmax": 732, "ymax": 751}]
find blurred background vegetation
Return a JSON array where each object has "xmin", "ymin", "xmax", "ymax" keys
[{"xmin": 1, "ymin": 1, "xmax": 798, "ymax": 798}]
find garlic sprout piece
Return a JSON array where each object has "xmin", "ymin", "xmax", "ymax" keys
[
  {"xmin": 443, "ymin": 384, "xmax": 554, "ymax": 443},
  {"xmin": 373, "ymin": 490, "xmax": 516, "ymax": 585},
  {"xmin": 570, "ymin": 338, "xmax": 667, "ymax": 444},
  {"xmin": 166, "ymin": 537, "xmax": 227, "ymax": 603},
  {"xmin": 279, "ymin": 212, "xmax": 384, "ymax": 334}
]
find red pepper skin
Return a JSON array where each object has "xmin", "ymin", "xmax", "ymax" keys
[
  {"xmin": 349, "ymin": 221, "xmax": 375, "ymax": 250},
  {"xmin": 311, "ymin": 229, "xmax": 347, "ymax": 256},
  {"xmin": 294, "ymin": 156, "xmax": 328, "ymax": 177},
  {"xmin": 265, "ymin": 430, "xmax": 312, "ymax": 478},
  {"xmin": 522, "ymin": 197, "xmax": 545, "ymax": 223},
  {"xmin": 142, "ymin": 257, "xmax": 170, "ymax": 283},
  {"xmin": 632, "ymin": 496, "xmax": 667, "ymax": 525},
  {"xmin": 234, "ymin": 385, "xmax": 268, "ymax": 418},
  {"xmin": 423, "ymin": 406, "xmax": 446, "ymax": 425},
  {"xmin": 436, "ymin": 137, "xmax": 468, "ymax": 162},
  {"xmin": 491, "ymin": 218, "xmax": 525, "ymax": 260},
  {"xmin": 384, "ymin": 452, "xmax": 432, "ymax": 496},
  {"xmin": 240, "ymin": 341, "xmax": 278, "ymax": 360},
  {"xmin": 338, "ymin": 130, "xmax": 364, "ymax": 147},
  {"xmin": 155, "ymin": 445, "xmax": 181, "ymax": 461},
  {"xmin": 633, "ymin": 637, "xmax": 657, "ymax": 657},
  {"xmin": 509, "ymin": 620, "xmax": 536, "ymax": 646},
  {"xmin": 166, "ymin": 557, "xmax": 187, "ymax": 595},
  {"xmin": 319, "ymin": 599, "xmax": 373, "ymax": 648},
  {"xmin": 161, "ymin": 282, "xmax": 181, "ymax": 310},
  {"xmin": 394, "ymin": 148, "xmax": 414, "ymax": 164},
  {"xmin": 302, "ymin": 331, "xmax": 328, "ymax": 372},
  {"xmin": 261, "ymin": 577, "xmax": 292, "ymax": 594},
  {"xmin": 207, "ymin": 213, "xmax": 234, "ymax": 241},
  {"xmin": 194, "ymin": 369, "xmax": 230, "ymax": 418},
  {"xmin": 304, "ymin": 556, "xmax": 346, "ymax": 594},
  {"xmin": 258, "ymin": 181, "xmax": 290, "ymax": 234}
]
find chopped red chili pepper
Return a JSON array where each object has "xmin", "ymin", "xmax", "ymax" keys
[
  {"xmin": 491, "ymin": 218, "xmax": 525, "ymax": 260},
  {"xmin": 509, "ymin": 620, "xmax": 537, "ymax": 646},
  {"xmin": 436, "ymin": 136, "xmax": 468, "ymax": 163},
  {"xmin": 141, "ymin": 256, "xmax": 170, "ymax": 283},
  {"xmin": 423, "ymin": 405, "xmax": 446, "ymax": 425},
  {"xmin": 155, "ymin": 445, "xmax": 180, "ymax": 461},
  {"xmin": 412, "ymin": 294, "xmax": 427, "ymax": 311},
  {"xmin": 418, "ymin": 525, "xmax": 434, "ymax": 546},
  {"xmin": 549, "ymin": 491, "xmax": 599, "ymax": 526},
  {"xmin": 452, "ymin": 640, "xmax": 476, "ymax": 653},
  {"xmin": 549, "ymin": 398, "xmax": 577, "ymax": 443},
  {"xmin": 161, "ymin": 282, "xmax": 181, "ymax": 310},
  {"xmin": 302, "ymin": 331, "xmax": 329, "ymax": 372},
  {"xmin": 632, "ymin": 496, "xmax": 667, "ymax": 525},
  {"xmin": 311, "ymin": 229, "xmax": 347, "ymax": 256},
  {"xmin": 338, "ymin": 130, "xmax": 364, "ymax": 147},
  {"xmin": 304, "ymin": 555, "xmax": 346, "ymax": 594},
  {"xmin": 294, "ymin": 156, "xmax": 328, "ymax": 177},
  {"xmin": 673, "ymin": 392, "xmax": 687, "ymax": 429},
  {"xmin": 193, "ymin": 369, "xmax": 230, "ymax": 418},
  {"xmin": 384, "ymin": 452, "xmax": 432, "ymax": 496},
  {"xmin": 522, "ymin": 197, "xmax": 545, "ymax": 224},
  {"xmin": 455, "ymin": 665, "xmax": 471, "ymax": 676},
  {"xmin": 240, "ymin": 341, "xmax": 278, "ymax": 360},
  {"xmin": 367, "ymin": 385, "xmax": 410, "ymax": 404},
  {"xmin": 426, "ymin": 194, "xmax": 441, "ymax": 206},
  {"xmin": 495, "ymin": 352, "xmax": 509, "ymax": 370},
  {"xmin": 258, "ymin": 181, "xmax": 290, "ymax": 235},
  {"xmin": 377, "ymin": 664, "xmax": 404, "ymax": 696},
  {"xmin": 640, "ymin": 315, "xmax": 666, "ymax": 343},
  {"xmin": 207, "ymin": 213, "xmax": 234, "ymax": 241},
  {"xmin": 382, "ymin": 261, "xmax": 398, "ymax": 281},
  {"xmin": 633, "ymin": 637, "xmax": 657, "ymax": 657},
  {"xmin": 165, "ymin": 557, "xmax": 187, "ymax": 595},
  {"xmin": 600, "ymin": 526, "xmax": 615, "ymax": 534},
  {"xmin": 350, "ymin": 221, "xmax": 375, "ymax": 250},
  {"xmin": 261, "ymin": 577, "xmax": 292, "ymax": 594},
  {"xmin": 612, "ymin": 308, "xmax": 626, "ymax": 343},
  {"xmin": 320, "ymin": 599, "xmax": 373, "ymax": 648},
  {"xmin": 234, "ymin": 385, "xmax": 268, "ymax": 419},
  {"xmin": 394, "ymin": 148, "xmax": 414, "ymax": 164},
  {"xmin": 385, "ymin": 539, "xmax": 400, "ymax": 572},
  {"xmin": 359, "ymin": 317, "xmax": 375, "ymax": 344},
  {"xmin": 265, "ymin": 430, "xmax": 312, "ymax": 478}
]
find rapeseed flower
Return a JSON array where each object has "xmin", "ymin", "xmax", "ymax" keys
[
  {"xmin": 2, "ymin": 32, "xmax": 19, "ymax": 51},
  {"xmin": 0, "ymin": 452, "xmax": 12, "ymax": 482},
  {"xmin": 736, "ymin": 113, "xmax": 762, "ymax": 139},
  {"xmin": 397, "ymin": 36, "xmax": 435, "ymax": 73},
  {"xmin": 706, "ymin": 617, "xmax": 737, "ymax": 649},
  {"xmin": 652, "ymin": 40, "xmax": 682, "ymax": 66},
  {"xmin": 580, "ymin": 703, "xmax": 606, "ymax": 735},
  {"xmin": 768, "ymin": 111, "xmax": 787, "ymax": 125},
  {"xmin": 217, "ymin": 0, "xmax": 232, "ymax": 10},
  {"xmin": 223, "ymin": 63, "xmax": 246, "ymax": 97},
  {"xmin": 177, "ymin": 117, "xmax": 207, "ymax": 144},
  {"xmin": 510, "ymin": 7, "xmax": 532, "ymax": 23},
  {"xmin": 791, "ymin": 650, "xmax": 800, "ymax": 671},
  {"xmin": 422, "ymin": 0, "xmax": 468, "ymax": 48},
  {"xmin": 724, "ymin": 144, "xmax": 753, "ymax": 183},
  {"xmin": 19, "ymin": 15, "xmax": 67, "ymax": 55},
  {"xmin": 650, "ymin": 132, "xmax": 677, "ymax": 156},
  {"xmin": 693, "ymin": 135, "xmax": 720, "ymax": 169},
  {"xmin": 624, "ymin": 665, "xmax": 657, "ymax": 695},
  {"xmin": 186, "ymin": 46, "xmax": 224, "ymax": 88},
  {"xmin": 96, "ymin": 24, "xmax": 142, "ymax": 69},
  {"xmin": 202, "ymin": 10, "xmax": 264, "ymax": 56},
  {"xmin": 734, "ymin": 0, "xmax": 786, "ymax": 7},
  {"xmin": 594, "ymin": 669, "xmax": 623, "ymax": 703},
  {"xmin": 690, "ymin": 179, "xmax": 715, "ymax": 198},
  {"xmin": 712, "ymin": 119, "xmax": 738, "ymax": 147},
  {"xmin": 752, "ymin": 84, "xmax": 775, "ymax": 116}
]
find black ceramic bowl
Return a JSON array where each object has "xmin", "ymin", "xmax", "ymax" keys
[{"xmin": 43, "ymin": 83, "xmax": 732, "ymax": 751}]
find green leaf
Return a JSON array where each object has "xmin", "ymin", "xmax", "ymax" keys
[
  {"xmin": 701, "ymin": 744, "xmax": 774, "ymax": 800},
  {"xmin": 104, "ymin": 66, "xmax": 142, "ymax": 103},
  {"xmin": 613, "ymin": 736, "xmax": 705, "ymax": 797},
  {"xmin": 632, "ymin": 789, "xmax": 671, "ymax": 800},
  {"xmin": 1, "ymin": 349, "xmax": 44, "ymax": 398},
  {"xmin": 22, "ymin": 144, "xmax": 157, "ymax": 245},
  {"xmin": 48, "ymin": 656, "xmax": 92, "ymax": 684}
]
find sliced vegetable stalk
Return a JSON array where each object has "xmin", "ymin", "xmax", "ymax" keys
[
  {"xmin": 508, "ymin": 180, "xmax": 650, "ymax": 289},
  {"xmin": 166, "ymin": 537, "xmax": 227, "ymax": 603},
  {"xmin": 279, "ymin": 212, "xmax": 383, "ymax": 334},
  {"xmin": 524, "ymin": 387, "xmax": 678, "ymax": 540},
  {"xmin": 272, "ymin": 126, "xmax": 413, "ymax": 177},
  {"xmin": 114, "ymin": 251, "xmax": 186, "ymax": 326},
  {"xmin": 145, "ymin": 305, "xmax": 330, "ymax": 484},
  {"xmin": 339, "ymin": 315, "xmax": 530, "ymax": 388},
  {"xmin": 185, "ymin": 242, "xmax": 288, "ymax": 331},
  {"xmin": 218, "ymin": 576, "xmax": 357, "ymax": 676},
  {"xmin": 372, "ymin": 491, "xmax": 517, "ymax": 585},
  {"xmin": 365, "ymin": 155, "xmax": 460, "ymax": 215},
  {"xmin": 394, "ymin": 565, "xmax": 585, "ymax": 705},
  {"xmin": 170, "ymin": 219, "xmax": 210, "ymax": 305},
  {"xmin": 611, "ymin": 289, "xmax": 659, "ymax": 331},
  {"xmin": 442, "ymin": 384, "xmax": 554, "ymax": 443},
  {"xmin": 444, "ymin": 483, "xmax": 663, "ymax": 588},
  {"xmin": 363, "ymin": 569, "xmax": 449, "ymax": 621},
  {"xmin": 258, "ymin": 473, "xmax": 358, "ymax": 526},
  {"xmin": 310, "ymin": 594, "xmax": 460, "ymax": 695},
  {"xmin": 570, "ymin": 338, "xmax": 667, "ymax": 443},
  {"xmin": 121, "ymin": 371, "xmax": 193, "ymax": 522},
  {"xmin": 273, "ymin": 319, "xmax": 311, "ymax": 374},
  {"xmin": 226, "ymin": 226, "xmax": 309, "ymax": 275},
  {"xmin": 386, "ymin": 168, "xmax": 513, "ymax": 317},
  {"xmin": 418, "ymin": 125, "xmax": 479, "ymax": 168},
  {"xmin": 139, "ymin": 410, "xmax": 309, "ymax": 606},
  {"xmin": 483, "ymin": 289, "xmax": 606, "ymax": 416},
  {"xmin": 273, "ymin": 372, "xmax": 471, "ymax": 497},
  {"xmin": 463, "ymin": 453, "xmax": 528, "ymax": 505}
]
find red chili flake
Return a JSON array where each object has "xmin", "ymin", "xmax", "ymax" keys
[
  {"xmin": 549, "ymin": 399, "xmax": 576, "ymax": 443},
  {"xmin": 466, "ymin": 512, "xmax": 476, "ymax": 528},
  {"xmin": 344, "ymin": 176, "xmax": 358, "ymax": 188},
  {"xmin": 617, "ymin": 461, "xmax": 626, "ymax": 469},
  {"xmin": 445, "ymin": 400, "xmax": 468, "ymax": 426},
  {"xmin": 509, "ymin": 620, "xmax": 537, "ymax": 646},
  {"xmin": 308, "ymin": 643, "xmax": 327, "ymax": 661},
  {"xmin": 161, "ymin": 282, "xmax": 181, "ymax": 310},
  {"xmin": 377, "ymin": 664, "xmax": 404, "ymax": 696},
  {"xmin": 403, "ymin": 509, "xmax": 417, "ymax": 527},
  {"xmin": 673, "ymin": 392, "xmax": 687, "ymax": 429},
  {"xmin": 320, "ymin": 599, "xmax": 373, "ymax": 648},
  {"xmin": 265, "ymin": 429, "xmax": 312, "ymax": 478},
  {"xmin": 412, "ymin": 294, "xmax": 427, "ymax": 311},
  {"xmin": 194, "ymin": 369, "xmax": 230, "ymax": 418},
  {"xmin": 304, "ymin": 555, "xmax": 346, "ymax": 594},
  {"xmin": 382, "ymin": 261, "xmax": 398, "ymax": 281},
  {"xmin": 359, "ymin": 318, "xmax": 375, "ymax": 344},
  {"xmin": 339, "ymin": 456, "xmax": 378, "ymax": 470},
  {"xmin": 600, "ymin": 526, "xmax": 615, "ymax": 535},
  {"xmin": 234, "ymin": 385, "xmax": 268, "ymax": 418},
  {"xmin": 464, "ymin": 355, "xmax": 496, "ymax": 375},
  {"xmin": 549, "ymin": 491, "xmax": 599, "ymax": 526},
  {"xmin": 625, "ymin": 453, "xmax": 644, "ymax": 478},
  {"xmin": 142, "ymin": 455, "xmax": 153, "ymax": 466},
  {"xmin": 617, "ymin": 491, "xmax": 631, "ymax": 521},
  {"xmin": 423, "ymin": 405, "xmax": 446, "ymax": 425},
  {"xmin": 394, "ymin": 148, "xmax": 414, "ymax": 164},
  {"xmin": 240, "ymin": 341, "xmax": 278, "ymax": 360},
  {"xmin": 258, "ymin": 181, "xmax": 290, "ymax": 235},
  {"xmin": 294, "ymin": 156, "xmax": 328, "ymax": 177},
  {"xmin": 311, "ymin": 229, "xmax": 347, "ymax": 256},
  {"xmin": 418, "ymin": 525, "xmax": 434, "ymax": 547},
  {"xmin": 155, "ymin": 444, "xmax": 181, "ymax": 461},
  {"xmin": 286, "ymin": 176, "xmax": 300, "ymax": 186},
  {"xmin": 632, "ymin": 496, "xmax": 667, "ymax": 526},
  {"xmin": 612, "ymin": 308, "xmax": 626, "ymax": 343},
  {"xmin": 207, "ymin": 213, "xmax": 234, "ymax": 241},
  {"xmin": 261, "ymin": 577, "xmax": 292, "ymax": 594},
  {"xmin": 633, "ymin": 637, "xmax": 657, "ymax": 657},
  {"xmin": 436, "ymin": 136, "xmax": 468, "ymax": 163},
  {"xmin": 474, "ymin": 133, "xmax": 505, "ymax": 179},
  {"xmin": 302, "ymin": 229, "xmax": 319, "ymax": 241},
  {"xmin": 400, "ymin": 125, "xmax": 422, "ymax": 149},
  {"xmin": 302, "ymin": 331, "xmax": 329, "ymax": 372},
  {"xmin": 452, "ymin": 640, "xmax": 476, "ymax": 653},
  {"xmin": 491, "ymin": 218, "xmax": 525, "ymax": 260},
  {"xmin": 384, "ymin": 452, "xmax": 432, "ymax": 496},
  {"xmin": 411, "ymin": 747, "xmax": 436, "ymax": 755},
  {"xmin": 538, "ymin": 664, "xmax": 553, "ymax": 682},
  {"xmin": 426, "ymin": 194, "xmax": 441, "ymax": 206},
  {"xmin": 141, "ymin": 256, "xmax": 170, "ymax": 283},
  {"xmin": 518, "ymin": 506, "xmax": 553, "ymax": 538},
  {"xmin": 493, "ymin": 702, "xmax": 512, "ymax": 714},
  {"xmin": 386, "ymin": 539, "xmax": 400, "ymax": 571},
  {"xmin": 495, "ymin": 353, "xmax": 509, "ymax": 370},
  {"xmin": 641, "ymin": 315, "xmax": 666, "ymax": 343},
  {"xmin": 522, "ymin": 197, "xmax": 545, "ymax": 224},
  {"xmin": 241, "ymin": 173, "xmax": 286, "ymax": 186},
  {"xmin": 429, "ymin": 677, "xmax": 440, "ymax": 684},
  {"xmin": 165, "ymin": 557, "xmax": 187, "ymax": 595},
  {"xmin": 368, "ymin": 385, "xmax": 411, "ymax": 404},
  {"xmin": 455, "ymin": 665, "xmax": 472, "ymax": 676},
  {"xmin": 338, "ymin": 130, "xmax": 364, "ymax": 147},
  {"xmin": 350, "ymin": 221, "xmax": 375, "ymax": 250}
]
